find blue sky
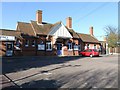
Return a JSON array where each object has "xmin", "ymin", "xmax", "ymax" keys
[{"xmin": 1, "ymin": 2, "xmax": 118, "ymax": 41}]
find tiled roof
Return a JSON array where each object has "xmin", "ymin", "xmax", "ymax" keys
[
  {"xmin": 68, "ymin": 29, "xmax": 79, "ymax": 38},
  {"xmin": 17, "ymin": 22, "xmax": 36, "ymax": 36},
  {"xmin": 31, "ymin": 21, "xmax": 53, "ymax": 35},
  {"xmin": 0, "ymin": 29, "xmax": 21, "ymax": 38},
  {"xmin": 30, "ymin": 21, "xmax": 45, "ymax": 35},
  {"xmin": 17, "ymin": 21, "xmax": 61, "ymax": 36},
  {"xmin": 77, "ymin": 33, "xmax": 100, "ymax": 43},
  {"xmin": 65, "ymin": 27, "xmax": 79, "ymax": 38}
]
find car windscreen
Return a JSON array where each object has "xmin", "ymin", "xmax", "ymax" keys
[{"xmin": 85, "ymin": 49, "xmax": 92, "ymax": 52}]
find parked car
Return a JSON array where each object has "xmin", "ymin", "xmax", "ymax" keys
[{"xmin": 79, "ymin": 49, "xmax": 99, "ymax": 57}]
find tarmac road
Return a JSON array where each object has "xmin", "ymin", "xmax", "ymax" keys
[{"xmin": 1, "ymin": 54, "xmax": 119, "ymax": 89}]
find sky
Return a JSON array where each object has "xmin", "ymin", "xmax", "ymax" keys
[{"xmin": 0, "ymin": 2, "xmax": 118, "ymax": 41}]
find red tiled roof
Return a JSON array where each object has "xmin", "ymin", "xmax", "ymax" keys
[
  {"xmin": 77, "ymin": 33, "xmax": 100, "ymax": 43},
  {"xmin": 31, "ymin": 21, "xmax": 63, "ymax": 35},
  {"xmin": 17, "ymin": 22, "xmax": 36, "ymax": 36},
  {"xmin": 30, "ymin": 21, "xmax": 53, "ymax": 35},
  {"xmin": 68, "ymin": 29, "xmax": 79, "ymax": 38},
  {"xmin": 0, "ymin": 29, "xmax": 21, "ymax": 38}
]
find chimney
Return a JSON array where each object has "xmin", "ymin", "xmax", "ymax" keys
[
  {"xmin": 89, "ymin": 26, "xmax": 93, "ymax": 36},
  {"xmin": 36, "ymin": 10, "xmax": 42, "ymax": 24},
  {"xmin": 103, "ymin": 37, "xmax": 107, "ymax": 41},
  {"xmin": 66, "ymin": 17, "xmax": 72, "ymax": 29}
]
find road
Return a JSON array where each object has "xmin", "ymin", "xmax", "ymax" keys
[{"xmin": 1, "ymin": 54, "xmax": 118, "ymax": 89}]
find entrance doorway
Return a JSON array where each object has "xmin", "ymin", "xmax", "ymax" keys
[
  {"xmin": 57, "ymin": 43, "xmax": 62, "ymax": 56},
  {"xmin": 6, "ymin": 42, "xmax": 13, "ymax": 56}
]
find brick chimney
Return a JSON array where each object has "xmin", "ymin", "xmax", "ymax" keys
[
  {"xmin": 36, "ymin": 10, "xmax": 42, "ymax": 24},
  {"xmin": 89, "ymin": 26, "xmax": 93, "ymax": 36},
  {"xmin": 103, "ymin": 37, "xmax": 107, "ymax": 41},
  {"xmin": 66, "ymin": 17, "xmax": 72, "ymax": 29}
]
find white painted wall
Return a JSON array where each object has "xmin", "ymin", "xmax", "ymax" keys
[{"xmin": 48, "ymin": 23, "xmax": 72, "ymax": 39}]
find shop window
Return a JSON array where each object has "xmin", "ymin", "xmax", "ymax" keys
[
  {"xmin": 25, "ymin": 40, "xmax": 29, "ymax": 47},
  {"xmin": 46, "ymin": 42, "xmax": 52, "ymax": 51},
  {"xmin": 32, "ymin": 40, "xmax": 35, "ymax": 47},
  {"xmin": 68, "ymin": 43, "xmax": 72, "ymax": 51}
]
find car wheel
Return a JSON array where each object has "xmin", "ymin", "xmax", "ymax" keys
[{"xmin": 90, "ymin": 54, "xmax": 93, "ymax": 58}]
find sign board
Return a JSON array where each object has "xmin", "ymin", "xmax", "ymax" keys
[
  {"xmin": 38, "ymin": 44, "xmax": 45, "ymax": 50},
  {"xmin": 0, "ymin": 35, "xmax": 15, "ymax": 41}
]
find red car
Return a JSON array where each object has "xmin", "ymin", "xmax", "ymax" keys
[{"xmin": 79, "ymin": 49, "xmax": 99, "ymax": 57}]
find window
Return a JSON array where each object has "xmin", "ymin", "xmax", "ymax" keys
[
  {"xmin": 74, "ymin": 45, "xmax": 78, "ymax": 50},
  {"xmin": 16, "ymin": 40, "xmax": 20, "ymax": 47},
  {"xmin": 93, "ymin": 49, "xmax": 98, "ymax": 52},
  {"xmin": 78, "ymin": 45, "xmax": 81, "ymax": 51},
  {"xmin": 15, "ymin": 40, "xmax": 21, "ymax": 50},
  {"xmin": 40, "ymin": 40, "xmax": 44, "ymax": 44},
  {"xmin": 25, "ymin": 40, "xmax": 29, "ymax": 47},
  {"xmin": 87, "ymin": 44, "xmax": 89, "ymax": 49},
  {"xmin": 86, "ymin": 49, "xmax": 92, "ymax": 52},
  {"xmin": 68, "ymin": 43, "xmax": 72, "ymax": 51},
  {"xmin": 46, "ymin": 42, "xmax": 52, "ymax": 51},
  {"xmin": 38, "ymin": 40, "xmax": 45, "ymax": 50},
  {"xmin": 38, "ymin": 44, "xmax": 45, "ymax": 50},
  {"xmin": 32, "ymin": 40, "xmax": 35, "ymax": 47},
  {"xmin": 57, "ymin": 43, "xmax": 62, "ymax": 50},
  {"xmin": 94, "ymin": 44, "xmax": 96, "ymax": 49}
]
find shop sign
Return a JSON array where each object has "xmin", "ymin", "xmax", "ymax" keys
[{"xmin": 0, "ymin": 35, "xmax": 15, "ymax": 41}]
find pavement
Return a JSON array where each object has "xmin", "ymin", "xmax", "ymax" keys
[{"xmin": 1, "ymin": 54, "xmax": 119, "ymax": 89}]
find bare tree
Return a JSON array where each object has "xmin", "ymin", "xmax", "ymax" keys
[{"xmin": 104, "ymin": 26, "xmax": 118, "ymax": 48}]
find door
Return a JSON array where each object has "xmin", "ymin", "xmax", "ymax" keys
[
  {"xmin": 6, "ymin": 42, "xmax": 13, "ymax": 56},
  {"xmin": 57, "ymin": 43, "xmax": 62, "ymax": 56}
]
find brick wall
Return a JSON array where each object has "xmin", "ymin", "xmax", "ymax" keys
[
  {"xmin": 0, "ymin": 42, "xmax": 5, "ymax": 56},
  {"xmin": 73, "ymin": 39, "xmax": 79, "ymax": 56}
]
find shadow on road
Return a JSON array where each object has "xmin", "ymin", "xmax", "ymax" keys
[
  {"xmin": 3, "ymin": 79, "xmax": 60, "ymax": 89},
  {"xmin": 2, "ymin": 56, "xmax": 84, "ymax": 74},
  {"xmin": 2, "ymin": 68, "xmax": 118, "ymax": 89}
]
